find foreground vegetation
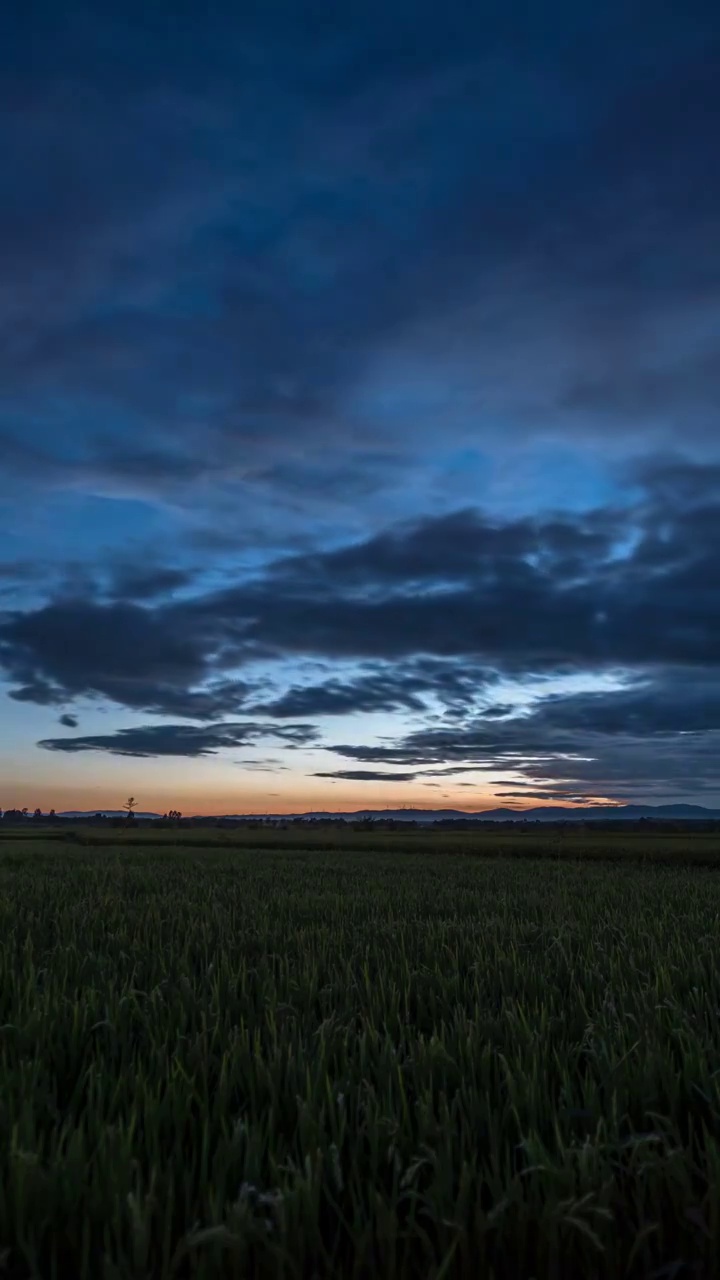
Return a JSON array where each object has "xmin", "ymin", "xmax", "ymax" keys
[{"xmin": 2, "ymin": 836, "xmax": 720, "ymax": 1277}]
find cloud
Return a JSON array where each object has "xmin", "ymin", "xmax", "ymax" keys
[
  {"xmin": 104, "ymin": 564, "xmax": 196, "ymax": 601},
  {"xmin": 1, "ymin": 5, "xmax": 719, "ymax": 538},
  {"xmin": 58, "ymin": 713, "xmax": 78, "ymax": 727},
  {"xmin": 0, "ymin": 598, "xmax": 254, "ymax": 718},
  {"xmin": 311, "ymin": 764, "xmax": 491, "ymax": 782},
  {"xmin": 237, "ymin": 757, "xmax": 290, "ymax": 772},
  {"xmin": 494, "ymin": 790, "xmax": 606, "ymax": 802},
  {"xmin": 2, "ymin": 457, "xmax": 720, "ymax": 800},
  {"xmin": 174, "ymin": 476, "xmax": 720, "ymax": 672},
  {"xmin": 38, "ymin": 721, "xmax": 318, "ymax": 758},
  {"xmin": 0, "ymin": 560, "xmax": 41, "ymax": 583},
  {"xmin": 262, "ymin": 507, "xmax": 621, "ymax": 593},
  {"xmin": 254, "ymin": 660, "xmax": 496, "ymax": 718},
  {"xmin": 3, "ymin": 462, "xmax": 720, "ymax": 702},
  {"xmin": 313, "ymin": 770, "xmax": 421, "ymax": 783},
  {"xmin": 328, "ymin": 669, "xmax": 720, "ymax": 802}
]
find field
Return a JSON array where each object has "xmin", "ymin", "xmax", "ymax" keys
[{"xmin": 2, "ymin": 828, "xmax": 720, "ymax": 1278}]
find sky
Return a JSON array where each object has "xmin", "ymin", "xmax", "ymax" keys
[{"xmin": 1, "ymin": 0, "xmax": 719, "ymax": 814}]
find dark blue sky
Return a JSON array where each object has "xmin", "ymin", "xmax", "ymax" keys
[{"xmin": 1, "ymin": 1, "xmax": 719, "ymax": 812}]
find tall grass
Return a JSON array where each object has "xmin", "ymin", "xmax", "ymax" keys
[{"xmin": 1, "ymin": 841, "xmax": 720, "ymax": 1276}]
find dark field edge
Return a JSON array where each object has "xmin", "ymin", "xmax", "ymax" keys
[{"xmin": 3, "ymin": 825, "xmax": 720, "ymax": 867}]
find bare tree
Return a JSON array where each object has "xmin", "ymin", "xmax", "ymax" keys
[{"xmin": 122, "ymin": 797, "xmax": 138, "ymax": 821}]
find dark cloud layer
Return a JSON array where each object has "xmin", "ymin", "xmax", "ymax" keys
[
  {"xmin": 2, "ymin": 465, "xmax": 720, "ymax": 697},
  {"xmin": 253, "ymin": 661, "xmax": 496, "ymax": 719},
  {"xmin": 1, "ymin": 462, "xmax": 719, "ymax": 798},
  {"xmin": 39, "ymin": 722, "xmax": 318, "ymax": 758},
  {"xmin": 2, "ymin": 2, "xmax": 719, "ymax": 529},
  {"xmin": 330, "ymin": 670, "xmax": 720, "ymax": 801},
  {"xmin": 0, "ymin": 601, "xmax": 235, "ymax": 717}
]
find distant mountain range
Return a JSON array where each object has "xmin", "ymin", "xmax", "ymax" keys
[
  {"xmin": 284, "ymin": 804, "xmax": 720, "ymax": 823},
  {"xmin": 50, "ymin": 803, "xmax": 720, "ymax": 822}
]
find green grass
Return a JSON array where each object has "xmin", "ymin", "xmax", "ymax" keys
[{"xmin": 2, "ymin": 837, "xmax": 720, "ymax": 1277}]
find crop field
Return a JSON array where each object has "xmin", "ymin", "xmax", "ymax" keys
[{"xmin": 2, "ymin": 831, "xmax": 720, "ymax": 1278}]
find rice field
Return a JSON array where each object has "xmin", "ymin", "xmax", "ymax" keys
[{"xmin": 2, "ymin": 834, "xmax": 720, "ymax": 1277}]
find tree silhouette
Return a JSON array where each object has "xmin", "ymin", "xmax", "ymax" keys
[
  {"xmin": 122, "ymin": 797, "xmax": 138, "ymax": 821},
  {"xmin": 33, "ymin": 808, "xmax": 42, "ymax": 820}
]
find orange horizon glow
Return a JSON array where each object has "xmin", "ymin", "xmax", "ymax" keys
[{"xmin": 3, "ymin": 782, "xmax": 625, "ymax": 815}]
